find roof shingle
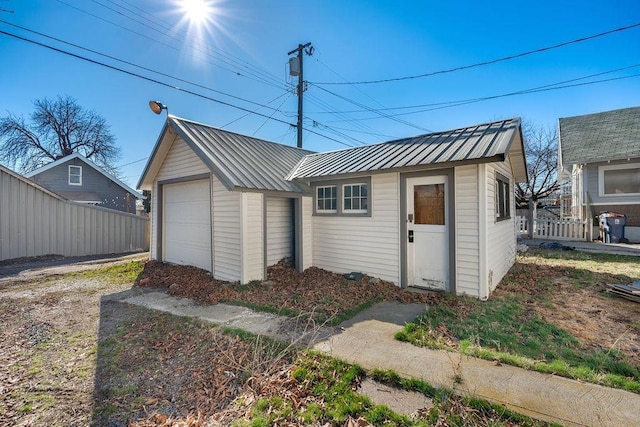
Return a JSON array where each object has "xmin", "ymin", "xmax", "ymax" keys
[{"xmin": 559, "ymin": 106, "xmax": 640, "ymax": 165}]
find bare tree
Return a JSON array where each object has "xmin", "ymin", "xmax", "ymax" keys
[
  {"xmin": 516, "ymin": 120, "xmax": 559, "ymax": 206},
  {"xmin": 0, "ymin": 95, "xmax": 120, "ymax": 173}
]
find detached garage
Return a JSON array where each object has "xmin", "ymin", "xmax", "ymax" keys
[
  {"xmin": 138, "ymin": 116, "xmax": 312, "ymax": 283},
  {"xmin": 140, "ymin": 116, "xmax": 528, "ymax": 299}
]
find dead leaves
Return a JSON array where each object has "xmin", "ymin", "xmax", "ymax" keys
[{"xmin": 136, "ymin": 260, "xmax": 442, "ymax": 323}]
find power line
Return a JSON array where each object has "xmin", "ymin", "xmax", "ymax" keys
[
  {"xmin": 54, "ymin": 0, "xmax": 286, "ymax": 90},
  {"xmin": 312, "ymin": 22, "xmax": 640, "ymax": 85},
  {"xmin": 0, "ymin": 28, "xmax": 354, "ymax": 148},
  {"xmin": 103, "ymin": 0, "xmax": 286, "ymax": 89},
  {"xmin": 252, "ymin": 93, "xmax": 293, "ymax": 136},
  {"xmin": 312, "ymin": 63, "xmax": 640, "ymax": 115},
  {"xmin": 221, "ymin": 92, "xmax": 290, "ymax": 128},
  {"xmin": 0, "ymin": 29, "xmax": 297, "ymax": 125},
  {"xmin": 0, "ymin": 20, "xmax": 293, "ymax": 115},
  {"xmin": 311, "ymin": 83, "xmax": 432, "ymax": 132},
  {"xmin": 323, "ymin": 72, "xmax": 640, "ymax": 123},
  {"xmin": 76, "ymin": 1, "xmax": 409, "ymax": 143},
  {"xmin": 51, "ymin": 1, "xmax": 429, "ymax": 143},
  {"xmin": 118, "ymin": 157, "xmax": 148, "ymax": 167}
]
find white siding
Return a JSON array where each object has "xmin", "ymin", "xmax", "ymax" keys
[
  {"xmin": 212, "ymin": 177, "xmax": 242, "ymax": 281},
  {"xmin": 312, "ymin": 173, "xmax": 400, "ymax": 284},
  {"xmin": 241, "ymin": 192, "xmax": 264, "ymax": 282},
  {"xmin": 301, "ymin": 196, "xmax": 314, "ymax": 270},
  {"xmin": 266, "ymin": 197, "xmax": 293, "ymax": 266},
  {"xmin": 155, "ymin": 138, "xmax": 210, "ymax": 181},
  {"xmin": 151, "ymin": 137, "xmax": 210, "ymax": 261},
  {"xmin": 150, "ymin": 181, "xmax": 158, "ymax": 260},
  {"xmin": 485, "ymin": 159, "xmax": 517, "ymax": 293},
  {"xmin": 454, "ymin": 165, "xmax": 480, "ymax": 297}
]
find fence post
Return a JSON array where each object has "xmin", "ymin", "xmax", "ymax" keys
[{"xmin": 527, "ymin": 199, "xmax": 534, "ymax": 239}]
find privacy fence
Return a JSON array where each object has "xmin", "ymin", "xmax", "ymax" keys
[{"xmin": 0, "ymin": 165, "xmax": 149, "ymax": 261}]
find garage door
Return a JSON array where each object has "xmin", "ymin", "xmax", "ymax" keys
[{"xmin": 163, "ymin": 179, "xmax": 211, "ymax": 270}]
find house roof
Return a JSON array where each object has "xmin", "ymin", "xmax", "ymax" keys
[
  {"xmin": 137, "ymin": 116, "xmax": 314, "ymax": 194},
  {"xmin": 24, "ymin": 153, "xmax": 145, "ymax": 199},
  {"xmin": 287, "ymin": 118, "xmax": 527, "ymax": 181},
  {"xmin": 0, "ymin": 163, "xmax": 67, "ymax": 202},
  {"xmin": 558, "ymin": 106, "xmax": 640, "ymax": 166}
]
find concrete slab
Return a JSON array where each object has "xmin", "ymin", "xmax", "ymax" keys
[
  {"xmin": 314, "ymin": 317, "xmax": 640, "ymax": 427},
  {"xmin": 122, "ymin": 292, "xmax": 335, "ymax": 345},
  {"xmin": 359, "ymin": 378, "xmax": 432, "ymax": 416},
  {"xmin": 521, "ymin": 238, "xmax": 640, "ymax": 256},
  {"xmin": 340, "ymin": 301, "xmax": 428, "ymax": 328}
]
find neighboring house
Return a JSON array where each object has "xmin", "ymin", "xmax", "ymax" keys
[
  {"xmin": 25, "ymin": 153, "xmax": 144, "ymax": 213},
  {"xmin": 558, "ymin": 106, "xmax": 640, "ymax": 241},
  {"xmin": 138, "ymin": 116, "xmax": 527, "ymax": 299}
]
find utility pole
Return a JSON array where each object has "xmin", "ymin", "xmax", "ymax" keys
[{"xmin": 288, "ymin": 42, "xmax": 313, "ymax": 148}]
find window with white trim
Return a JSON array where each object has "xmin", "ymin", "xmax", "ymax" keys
[
  {"xmin": 599, "ymin": 163, "xmax": 640, "ymax": 196},
  {"xmin": 69, "ymin": 165, "xmax": 82, "ymax": 186},
  {"xmin": 313, "ymin": 177, "xmax": 371, "ymax": 216},
  {"xmin": 343, "ymin": 183, "xmax": 368, "ymax": 213},
  {"xmin": 316, "ymin": 185, "xmax": 337, "ymax": 212},
  {"xmin": 495, "ymin": 173, "xmax": 510, "ymax": 221}
]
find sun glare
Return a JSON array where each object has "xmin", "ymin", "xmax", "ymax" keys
[
  {"xmin": 180, "ymin": 0, "xmax": 213, "ymax": 25},
  {"xmin": 172, "ymin": 0, "xmax": 234, "ymax": 65}
]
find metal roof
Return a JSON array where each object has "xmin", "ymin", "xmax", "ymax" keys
[
  {"xmin": 288, "ymin": 118, "xmax": 525, "ymax": 180},
  {"xmin": 559, "ymin": 106, "xmax": 640, "ymax": 166},
  {"xmin": 139, "ymin": 116, "xmax": 314, "ymax": 194}
]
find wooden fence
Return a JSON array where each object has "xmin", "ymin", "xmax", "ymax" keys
[
  {"xmin": 516, "ymin": 215, "xmax": 592, "ymax": 241},
  {"xmin": 0, "ymin": 165, "xmax": 149, "ymax": 261}
]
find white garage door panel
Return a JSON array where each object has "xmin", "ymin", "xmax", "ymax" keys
[{"xmin": 163, "ymin": 180, "xmax": 211, "ymax": 270}]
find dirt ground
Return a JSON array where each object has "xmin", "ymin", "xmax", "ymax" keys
[
  {"xmin": 2, "ymin": 252, "xmax": 638, "ymax": 425},
  {"xmin": 0, "ymin": 273, "xmax": 132, "ymax": 426},
  {"xmin": 496, "ymin": 255, "xmax": 640, "ymax": 366},
  {"xmin": 0, "ymin": 261, "xmax": 294, "ymax": 426}
]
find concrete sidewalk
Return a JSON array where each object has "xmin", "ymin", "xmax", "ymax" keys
[
  {"xmin": 122, "ymin": 291, "xmax": 640, "ymax": 427},
  {"xmin": 313, "ymin": 303, "xmax": 640, "ymax": 427},
  {"xmin": 521, "ymin": 238, "xmax": 640, "ymax": 257}
]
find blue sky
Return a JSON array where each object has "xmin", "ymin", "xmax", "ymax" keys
[{"xmin": 0, "ymin": 0, "xmax": 639, "ymax": 188}]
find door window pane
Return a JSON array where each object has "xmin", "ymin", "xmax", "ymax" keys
[{"xmin": 414, "ymin": 184, "xmax": 444, "ymax": 225}]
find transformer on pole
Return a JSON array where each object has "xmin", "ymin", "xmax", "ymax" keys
[{"xmin": 288, "ymin": 42, "xmax": 313, "ymax": 148}]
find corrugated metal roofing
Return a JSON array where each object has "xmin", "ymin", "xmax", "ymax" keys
[
  {"xmin": 559, "ymin": 106, "xmax": 640, "ymax": 166},
  {"xmin": 288, "ymin": 118, "xmax": 523, "ymax": 180},
  {"xmin": 168, "ymin": 117, "xmax": 314, "ymax": 194}
]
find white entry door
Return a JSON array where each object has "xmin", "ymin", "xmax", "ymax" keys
[{"xmin": 406, "ymin": 175, "xmax": 449, "ymax": 290}]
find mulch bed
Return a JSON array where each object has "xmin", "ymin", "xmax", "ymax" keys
[{"xmin": 136, "ymin": 259, "xmax": 443, "ymax": 321}]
